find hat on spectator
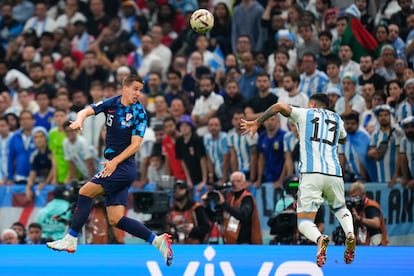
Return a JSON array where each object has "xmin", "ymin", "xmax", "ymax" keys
[
  {"xmin": 374, "ymin": 104, "xmax": 394, "ymax": 116},
  {"xmin": 32, "ymin": 126, "xmax": 49, "ymax": 140},
  {"xmin": 275, "ymin": 29, "xmax": 295, "ymax": 43},
  {"xmin": 177, "ymin": 115, "xmax": 195, "ymax": 130},
  {"xmin": 401, "ymin": 116, "xmax": 414, "ymax": 128},
  {"xmin": 121, "ymin": 0, "xmax": 136, "ymax": 8},
  {"xmin": 325, "ymin": 86, "xmax": 341, "ymax": 97},
  {"xmin": 404, "ymin": 78, "xmax": 414, "ymax": 89},
  {"xmin": 342, "ymin": 73, "xmax": 357, "ymax": 84},
  {"xmin": 54, "ymin": 27, "xmax": 66, "ymax": 34},
  {"xmin": 73, "ymin": 18, "xmax": 87, "ymax": 26}
]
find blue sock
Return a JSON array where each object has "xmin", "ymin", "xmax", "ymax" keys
[
  {"xmin": 116, "ymin": 216, "xmax": 154, "ymax": 242},
  {"xmin": 70, "ymin": 195, "xmax": 93, "ymax": 235}
]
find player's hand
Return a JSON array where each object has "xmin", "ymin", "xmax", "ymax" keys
[
  {"xmin": 70, "ymin": 120, "xmax": 83, "ymax": 131},
  {"xmin": 101, "ymin": 160, "xmax": 118, "ymax": 177},
  {"xmin": 240, "ymin": 119, "xmax": 259, "ymax": 139}
]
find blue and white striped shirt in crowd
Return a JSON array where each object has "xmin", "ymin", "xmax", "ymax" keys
[
  {"xmin": 396, "ymin": 101, "xmax": 414, "ymax": 123},
  {"xmin": 203, "ymin": 131, "xmax": 229, "ymax": 179},
  {"xmin": 370, "ymin": 128, "xmax": 402, "ymax": 182},
  {"xmin": 298, "ymin": 70, "xmax": 329, "ymax": 98},
  {"xmin": 0, "ymin": 134, "xmax": 12, "ymax": 181},
  {"xmin": 283, "ymin": 131, "xmax": 299, "ymax": 175},
  {"xmin": 227, "ymin": 130, "xmax": 258, "ymax": 174},
  {"xmin": 289, "ymin": 106, "xmax": 346, "ymax": 176},
  {"xmin": 339, "ymin": 60, "xmax": 362, "ymax": 80},
  {"xmin": 400, "ymin": 136, "xmax": 414, "ymax": 177}
]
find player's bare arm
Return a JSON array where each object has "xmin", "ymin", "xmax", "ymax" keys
[
  {"xmin": 70, "ymin": 106, "xmax": 95, "ymax": 131},
  {"xmin": 101, "ymin": 136, "xmax": 143, "ymax": 178},
  {"xmin": 241, "ymin": 103, "xmax": 292, "ymax": 138}
]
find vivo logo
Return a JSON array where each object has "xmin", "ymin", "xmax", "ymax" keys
[{"xmin": 146, "ymin": 246, "xmax": 323, "ymax": 276}]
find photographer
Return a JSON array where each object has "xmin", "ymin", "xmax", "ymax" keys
[
  {"xmin": 348, "ymin": 181, "xmax": 388, "ymax": 246},
  {"xmin": 202, "ymin": 171, "xmax": 262, "ymax": 244},
  {"xmin": 166, "ymin": 180, "xmax": 210, "ymax": 244}
]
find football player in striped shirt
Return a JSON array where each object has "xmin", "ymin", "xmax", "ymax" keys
[{"xmin": 241, "ymin": 93, "xmax": 356, "ymax": 267}]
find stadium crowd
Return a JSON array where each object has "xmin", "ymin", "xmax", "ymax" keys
[{"xmin": 0, "ymin": 0, "xmax": 413, "ymax": 244}]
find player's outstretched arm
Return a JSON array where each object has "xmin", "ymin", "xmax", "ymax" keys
[
  {"xmin": 70, "ymin": 106, "xmax": 95, "ymax": 131},
  {"xmin": 241, "ymin": 103, "xmax": 292, "ymax": 138}
]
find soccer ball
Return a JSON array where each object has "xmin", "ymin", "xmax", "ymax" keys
[{"xmin": 190, "ymin": 9, "xmax": 214, "ymax": 33}]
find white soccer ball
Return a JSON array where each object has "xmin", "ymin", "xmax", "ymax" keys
[{"xmin": 190, "ymin": 9, "xmax": 214, "ymax": 33}]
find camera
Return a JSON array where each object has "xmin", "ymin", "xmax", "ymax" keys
[
  {"xmin": 377, "ymin": 141, "xmax": 389, "ymax": 155},
  {"xmin": 346, "ymin": 195, "xmax": 364, "ymax": 211},
  {"xmin": 206, "ymin": 182, "xmax": 233, "ymax": 204},
  {"xmin": 63, "ymin": 180, "xmax": 87, "ymax": 204}
]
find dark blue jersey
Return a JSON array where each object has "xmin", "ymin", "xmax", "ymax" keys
[{"xmin": 91, "ymin": 95, "xmax": 147, "ymax": 160}]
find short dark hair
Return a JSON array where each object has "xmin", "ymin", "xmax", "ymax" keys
[
  {"xmin": 283, "ymin": 71, "xmax": 300, "ymax": 83},
  {"xmin": 28, "ymin": 222, "xmax": 42, "ymax": 230},
  {"xmin": 309, "ymin": 93, "xmax": 329, "ymax": 108},
  {"xmin": 122, "ymin": 74, "xmax": 143, "ymax": 87},
  {"xmin": 343, "ymin": 112, "xmax": 360, "ymax": 124},
  {"xmin": 318, "ymin": 30, "xmax": 333, "ymax": 40}
]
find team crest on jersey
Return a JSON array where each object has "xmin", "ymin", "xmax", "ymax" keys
[
  {"xmin": 189, "ymin": 146, "xmax": 195, "ymax": 156},
  {"xmin": 273, "ymin": 141, "xmax": 279, "ymax": 150},
  {"xmin": 121, "ymin": 121, "xmax": 131, "ymax": 127},
  {"xmin": 126, "ymin": 113, "xmax": 133, "ymax": 121}
]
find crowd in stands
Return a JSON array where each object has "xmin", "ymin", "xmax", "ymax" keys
[{"xmin": 1, "ymin": 0, "xmax": 414, "ymax": 244}]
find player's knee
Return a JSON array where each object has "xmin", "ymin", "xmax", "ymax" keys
[{"xmin": 107, "ymin": 215, "xmax": 121, "ymax": 226}]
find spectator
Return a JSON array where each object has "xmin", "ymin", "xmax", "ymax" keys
[
  {"xmin": 76, "ymin": 50, "xmax": 110, "ymax": 93},
  {"xmin": 388, "ymin": 24, "xmax": 406, "ymax": 60},
  {"xmin": 131, "ymin": 34, "xmax": 162, "ymax": 79},
  {"xmin": 37, "ymin": 185, "xmax": 72, "ymax": 241},
  {"xmin": 175, "ymin": 115, "xmax": 208, "ymax": 201},
  {"xmin": 279, "ymin": 72, "xmax": 309, "ymax": 130},
  {"xmin": 399, "ymin": 116, "xmax": 414, "ymax": 188},
  {"xmin": 361, "ymin": 91, "xmax": 387, "ymax": 135},
  {"xmin": 348, "ymin": 181, "xmax": 388, "ymax": 246},
  {"xmin": 27, "ymin": 222, "xmax": 49, "ymax": 244},
  {"xmin": 71, "ymin": 19, "xmax": 95, "ymax": 53},
  {"xmin": 216, "ymin": 79, "xmax": 246, "ymax": 132},
  {"xmin": 13, "ymin": 89, "xmax": 39, "ymax": 116},
  {"xmin": 12, "ymin": 0, "xmax": 34, "ymax": 25},
  {"xmin": 202, "ymin": 171, "xmax": 262, "ymax": 244},
  {"xmin": 86, "ymin": 0, "xmax": 110, "ymax": 38},
  {"xmin": 5, "ymin": 112, "xmax": 20, "ymax": 132},
  {"xmin": 1, "ymin": 229, "xmax": 19, "ymax": 244},
  {"xmin": 49, "ymin": 109, "xmax": 69, "ymax": 184},
  {"xmin": 361, "ymin": 83, "xmax": 376, "ymax": 114},
  {"xmin": 204, "ymin": 117, "xmax": 230, "ymax": 184},
  {"xmin": 386, "ymin": 80, "xmax": 405, "ymax": 110},
  {"xmin": 191, "ymin": 76, "xmax": 224, "ymax": 136},
  {"xmin": 150, "ymin": 24, "xmax": 172, "ymax": 79},
  {"xmin": 164, "ymin": 69, "xmax": 192, "ymax": 110},
  {"xmin": 54, "ymin": 92, "xmax": 77, "ymax": 121},
  {"xmin": 23, "ymin": 2, "xmax": 56, "ymax": 37},
  {"xmin": 169, "ymin": 97, "xmax": 188, "ymax": 124},
  {"xmin": 147, "ymin": 151, "xmax": 167, "ymax": 189},
  {"xmin": 238, "ymin": 51, "xmax": 262, "ymax": 101},
  {"xmin": 339, "ymin": 44, "xmax": 362, "ymax": 80},
  {"xmin": 25, "ymin": 126, "xmax": 54, "ymax": 200},
  {"xmin": 167, "ymin": 180, "xmax": 210, "ymax": 244},
  {"xmin": 0, "ymin": 116, "xmax": 11, "ymax": 184},
  {"xmin": 358, "ymin": 55, "xmax": 386, "ymax": 91},
  {"xmin": 149, "ymin": 95, "xmax": 170, "ymax": 128},
  {"xmin": 255, "ymin": 114, "xmax": 286, "ymax": 188},
  {"xmin": 11, "ymin": 221, "xmax": 26, "ymax": 244},
  {"xmin": 244, "ymin": 73, "xmax": 278, "ymax": 120},
  {"xmin": 55, "ymin": 0, "xmax": 87, "ymax": 31},
  {"xmin": 210, "ymin": 2, "xmax": 232, "ymax": 56},
  {"xmin": 317, "ymin": 31, "xmax": 337, "ymax": 73},
  {"xmin": 339, "ymin": 113, "xmax": 377, "ymax": 182},
  {"xmin": 297, "ymin": 22, "xmax": 320, "ymax": 61},
  {"xmin": 28, "ymin": 62, "xmax": 57, "ymax": 101},
  {"xmin": 271, "ymin": 63, "xmax": 289, "ymax": 97},
  {"xmin": 227, "ymin": 110, "xmax": 258, "ymax": 184},
  {"xmin": 376, "ymin": 45, "xmax": 397, "ymax": 82},
  {"xmin": 298, "ymin": 52, "xmax": 329, "ymax": 98},
  {"xmin": 324, "ymin": 59, "xmax": 341, "ymax": 92},
  {"xmin": 390, "ymin": 0, "xmax": 413, "ymax": 41},
  {"xmin": 367, "ymin": 105, "xmax": 402, "ymax": 186},
  {"xmin": 283, "ymin": 121, "xmax": 300, "ymax": 176},
  {"xmin": 326, "ymin": 86, "xmax": 342, "ymax": 111},
  {"xmin": 7, "ymin": 110, "xmax": 36, "ymax": 185},
  {"xmin": 182, "ymin": 51, "xmax": 204, "ymax": 96},
  {"xmin": 145, "ymin": 72, "xmax": 165, "ymax": 114},
  {"xmin": 0, "ymin": 3, "xmax": 23, "ymax": 50},
  {"xmin": 396, "ymin": 78, "xmax": 414, "ymax": 123},
  {"xmin": 162, "ymin": 116, "xmax": 186, "ymax": 181},
  {"xmin": 334, "ymin": 74, "xmax": 365, "ymax": 117}
]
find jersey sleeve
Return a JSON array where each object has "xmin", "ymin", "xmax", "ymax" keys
[
  {"xmin": 90, "ymin": 98, "xmax": 111, "ymax": 114},
  {"xmin": 288, "ymin": 106, "xmax": 303, "ymax": 124},
  {"xmin": 338, "ymin": 118, "xmax": 347, "ymax": 140},
  {"xmin": 132, "ymin": 104, "xmax": 148, "ymax": 137}
]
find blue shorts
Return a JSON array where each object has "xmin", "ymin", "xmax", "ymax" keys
[{"xmin": 90, "ymin": 158, "xmax": 136, "ymax": 206}]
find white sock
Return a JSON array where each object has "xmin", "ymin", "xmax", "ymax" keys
[
  {"xmin": 334, "ymin": 207, "xmax": 354, "ymax": 235},
  {"xmin": 297, "ymin": 219, "xmax": 321, "ymax": 244}
]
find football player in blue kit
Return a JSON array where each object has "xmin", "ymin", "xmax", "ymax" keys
[{"xmin": 47, "ymin": 74, "xmax": 173, "ymax": 266}]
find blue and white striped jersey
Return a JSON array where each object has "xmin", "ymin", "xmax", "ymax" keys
[
  {"xmin": 396, "ymin": 101, "xmax": 414, "ymax": 123},
  {"xmin": 369, "ymin": 128, "xmax": 402, "ymax": 182},
  {"xmin": 227, "ymin": 130, "xmax": 258, "ymax": 173},
  {"xmin": 298, "ymin": 70, "xmax": 329, "ymax": 98},
  {"xmin": 399, "ymin": 136, "xmax": 414, "ymax": 177},
  {"xmin": 289, "ymin": 106, "xmax": 346, "ymax": 176},
  {"xmin": 203, "ymin": 131, "xmax": 229, "ymax": 179}
]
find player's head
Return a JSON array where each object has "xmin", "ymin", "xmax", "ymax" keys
[{"xmin": 308, "ymin": 93, "xmax": 329, "ymax": 109}]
